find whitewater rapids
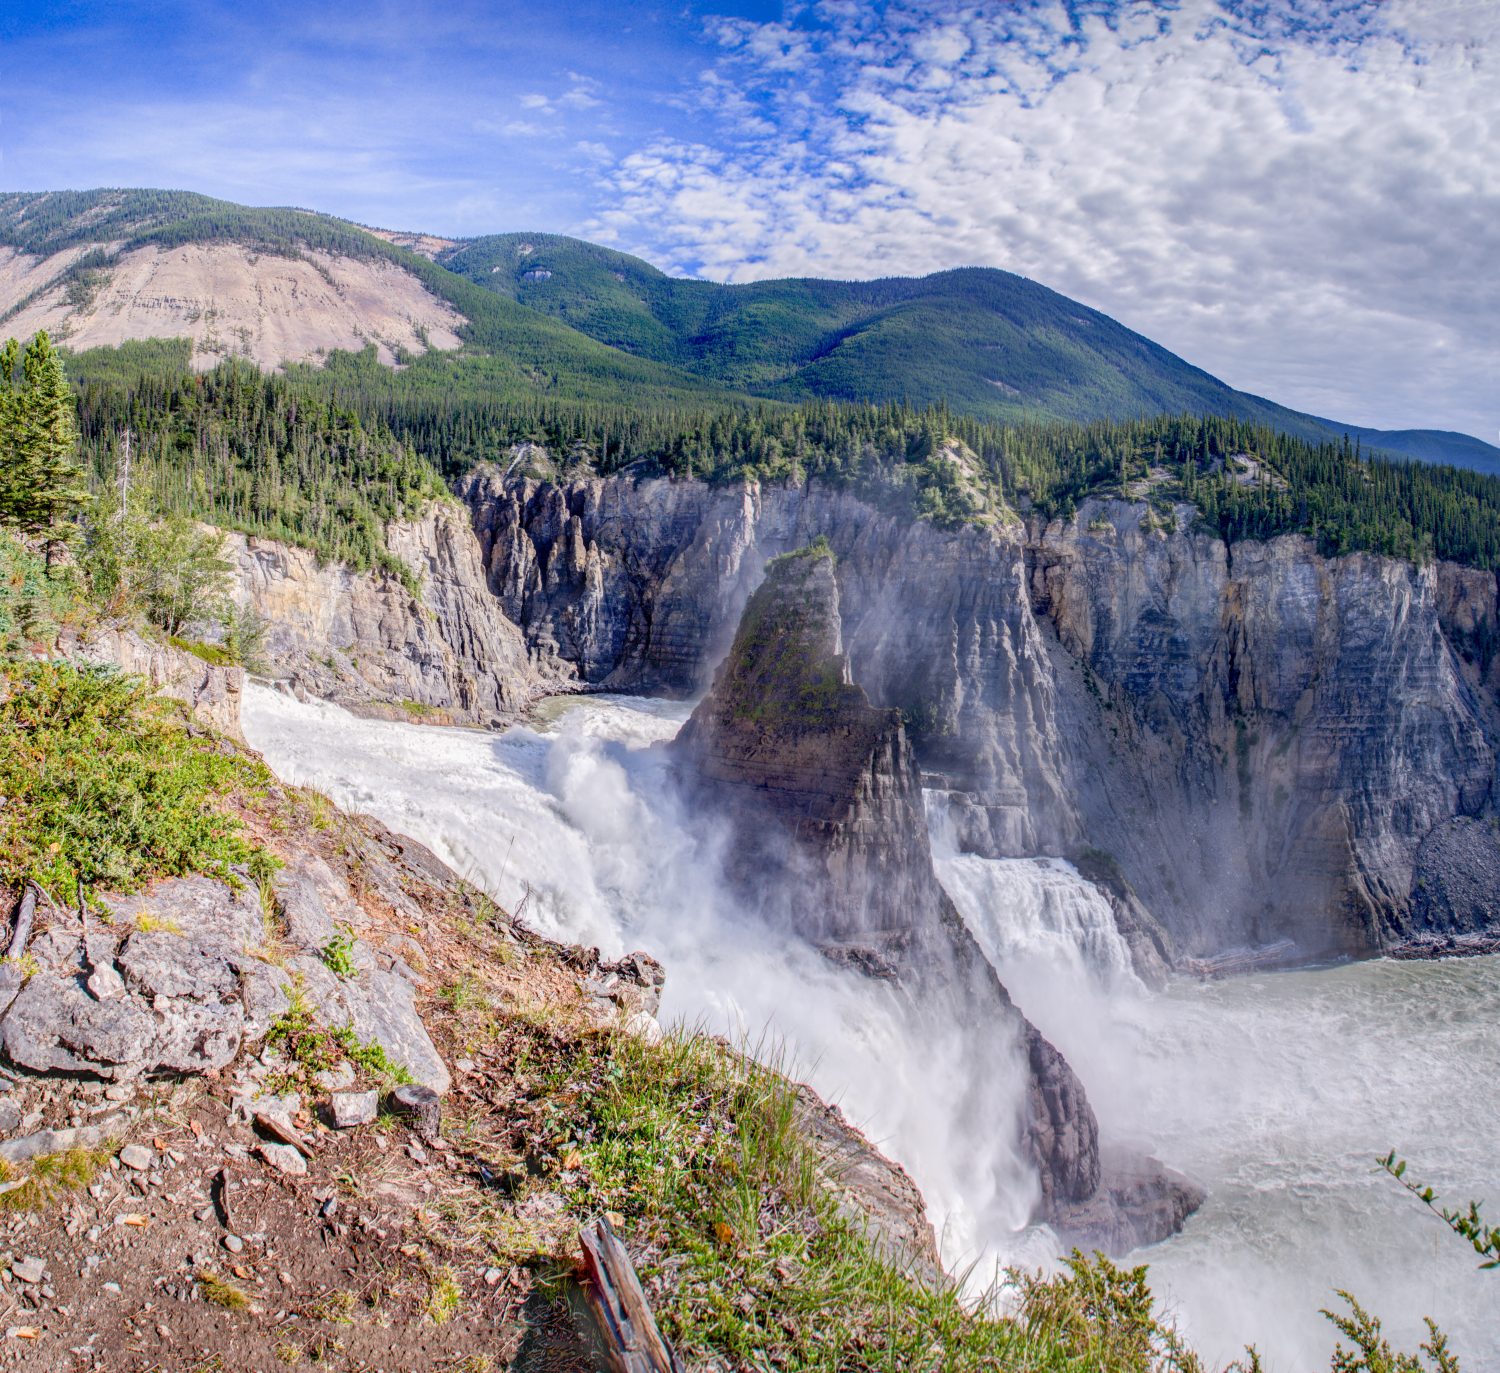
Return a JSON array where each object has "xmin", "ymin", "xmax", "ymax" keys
[{"xmin": 243, "ymin": 685, "xmax": 1500, "ymax": 1368}]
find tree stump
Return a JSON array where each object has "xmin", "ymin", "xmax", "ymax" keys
[{"xmin": 387, "ymin": 1084, "xmax": 441, "ymax": 1143}]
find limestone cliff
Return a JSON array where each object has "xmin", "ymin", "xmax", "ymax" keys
[
  {"xmin": 671, "ymin": 549, "xmax": 1198, "ymax": 1241},
  {"xmin": 463, "ymin": 468, "xmax": 1500, "ymax": 962},
  {"xmin": 229, "ymin": 500, "xmax": 550, "ymax": 726}
]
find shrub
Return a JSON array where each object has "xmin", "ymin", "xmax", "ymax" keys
[{"xmin": 0, "ymin": 661, "xmax": 265, "ymax": 903}]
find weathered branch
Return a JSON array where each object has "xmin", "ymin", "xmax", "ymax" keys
[
  {"xmin": 577, "ymin": 1218, "xmax": 683, "ymax": 1373},
  {"xmin": 6, "ymin": 884, "xmax": 37, "ymax": 962},
  {"xmin": 0, "ymin": 883, "xmax": 40, "ymax": 1018}
]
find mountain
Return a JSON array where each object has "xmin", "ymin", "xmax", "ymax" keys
[
  {"xmin": 1339, "ymin": 425, "xmax": 1500, "ymax": 475},
  {"xmin": 438, "ymin": 231, "xmax": 1500, "ymax": 469},
  {"xmin": 1, "ymin": 188, "xmax": 1495, "ymax": 470},
  {"xmin": 0, "ymin": 189, "xmax": 730, "ymax": 408}
]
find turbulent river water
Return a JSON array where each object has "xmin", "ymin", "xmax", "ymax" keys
[{"xmin": 243, "ymin": 685, "xmax": 1500, "ymax": 1368}]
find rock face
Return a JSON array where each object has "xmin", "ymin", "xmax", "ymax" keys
[
  {"xmin": 229, "ymin": 501, "xmax": 546, "ymax": 726},
  {"xmin": 1, "ymin": 850, "xmax": 448, "ymax": 1091},
  {"xmin": 0, "ymin": 241, "xmax": 465, "ymax": 371},
  {"xmin": 464, "ymin": 468, "xmax": 1500, "ymax": 961},
  {"xmin": 74, "ymin": 627, "xmax": 245, "ymax": 741},
  {"xmin": 672, "ymin": 549, "xmax": 1194, "ymax": 1239}
]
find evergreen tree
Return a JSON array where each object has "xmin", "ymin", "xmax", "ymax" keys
[{"xmin": 0, "ymin": 332, "xmax": 87, "ymax": 547}]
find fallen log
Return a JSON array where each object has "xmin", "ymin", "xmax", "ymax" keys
[
  {"xmin": 577, "ymin": 1217, "xmax": 683, "ymax": 1373},
  {"xmin": 0, "ymin": 883, "xmax": 39, "ymax": 1018}
]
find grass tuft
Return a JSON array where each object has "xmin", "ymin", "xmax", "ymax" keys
[
  {"xmin": 425, "ymin": 1268, "xmax": 462, "ymax": 1325},
  {"xmin": 196, "ymin": 1269, "xmax": 252, "ymax": 1311},
  {"xmin": 0, "ymin": 1145, "xmax": 111, "ymax": 1211},
  {"xmin": 266, "ymin": 979, "xmax": 414, "ymax": 1090}
]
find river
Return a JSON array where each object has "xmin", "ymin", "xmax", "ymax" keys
[{"xmin": 243, "ymin": 684, "xmax": 1500, "ymax": 1368}]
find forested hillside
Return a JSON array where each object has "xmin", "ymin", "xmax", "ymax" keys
[
  {"xmin": 62, "ymin": 342, "xmax": 1500, "ymax": 572},
  {"xmin": 440, "ymin": 232, "xmax": 1500, "ymax": 471},
  {"xmin": 4, "ymin": 190, "xmax": 1496, "ymax": 472}
]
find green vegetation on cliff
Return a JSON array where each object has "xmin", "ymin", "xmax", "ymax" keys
[
  {"xmin": 0, "ymin": 661, "xmax": 266, "ymax": 904},
  {"xmin": 54, "ymin": 338, "xmax": 1500, "ymax": 569}
]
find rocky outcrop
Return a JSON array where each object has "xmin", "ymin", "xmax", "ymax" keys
[
  {"xmin": 1394, "ymin": 815, "xmax": 1500, "ymax": 956},
  {"xmin": 672, "ymin": 549, "xmax": 1196, "ymax": 1242},
  {"xmin": 230, "ymin": 501, "xmax": 548, "ymax": 726},
  {"xmin": 464, "ymin": 468, "xmax": 1500, "ymax": 962},
  {"xmin": 1, "ymin": 848, "xmax": 448, "ymax": 1091},
  {"xmin": 74, "ymin": 626, "xmax": 245, "ymax": 740},
  {"xmin": 4, "ymin": 877, "xmax": 273, "ymax": 1081},
  {"xmin": 793, "ymin": 1087, "xmax": 943, "ymax": 1283}
]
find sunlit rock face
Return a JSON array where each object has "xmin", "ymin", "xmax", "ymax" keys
[
  {"xmin": 669, "ymin": 546, "xmax": 1203, "ymax": 1240},
  {"xmin": 462, "ymin": 468, "xmax": 1499, "ymax": 962},
  {"xmin": 227, "ymin": 501, "xmax": 549, "ymax": 727}
]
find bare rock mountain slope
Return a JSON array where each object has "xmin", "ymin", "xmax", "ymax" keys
[{"xmin": 0, "ymin": 241, "xmax": 464, "ymax": 370}]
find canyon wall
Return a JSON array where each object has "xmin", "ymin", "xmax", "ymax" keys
[
  {"xmin": 459, "ymin": 468, "xmax": 1500, "ymax": 961},
  {"xmin": 228, "ymin": 500, "xmax": 554, "ymax": 727},
  {"xmin": 226, "ymin": 467, "xmax": 1499, "ymax": 962}
]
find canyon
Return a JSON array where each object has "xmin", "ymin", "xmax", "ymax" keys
[{"xmin": 233, "ymin": 464, "xmax": 1500, "ymax": 969}]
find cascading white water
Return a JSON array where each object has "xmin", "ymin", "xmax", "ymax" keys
[
  {"xmin": 930, "ymin": 838, "xmax": 1500, "ymax": 1369},
  {"xmin": 243, "ymin": 685, "xmax": 1500, "ymax": 1369},
  {"xmin": 927, "ymin": 793, "xmax": 1140, "ymax": 995},
  {"xmin": 242, "ymin": 686, "xmax": 1042, "ymax": 1272}
]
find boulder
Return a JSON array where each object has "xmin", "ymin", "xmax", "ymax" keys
[
  {"xmin": 1, "ymin": 877, "xmax": 275, "ymax": 1080},
  {"xmin": 329, "ymin": 1090, "xmax": 378, "ymax": 1128}
]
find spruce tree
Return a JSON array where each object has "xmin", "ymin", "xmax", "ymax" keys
[
  {"xmin": 0, "ymin": 338, "xmax": 21, "ymax": 525},
  {"xmin": 15, "ymin": 331, "xmax": 87, "ymax": 543}
]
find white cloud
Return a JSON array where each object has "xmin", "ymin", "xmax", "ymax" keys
[{"xmin": 598, "ymin": 0, "xmax": 1500, "ymax": 438}]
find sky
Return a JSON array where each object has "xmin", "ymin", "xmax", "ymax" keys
[{"xmin": 0, "ymin": 0, "xmax": 1494, "ymax": 439}]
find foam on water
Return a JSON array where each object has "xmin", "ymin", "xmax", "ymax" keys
[
  {"xmin": 242, "ymin": 685, "xmax": 1041, "ymax": 1271},
  {"xmin": 244, "ymin": 685, "xmax": 1500, "ymax": 1368}
]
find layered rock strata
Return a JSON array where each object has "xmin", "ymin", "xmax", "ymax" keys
[
  {"xmin": 671, "ymin": 548, "xmax": 1199, "ymax": 1242},
  {"xmin": 229, "ymin": 500, "xmax": 549, "ymax": 727},
  {"xmin": 463, "ymin": 468, "xmax": 1500, "ymax": 961}
]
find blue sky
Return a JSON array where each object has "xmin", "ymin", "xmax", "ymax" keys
[{"xmin": 1, "ymin": 1, "xmax": 1495, "ymax": 440}]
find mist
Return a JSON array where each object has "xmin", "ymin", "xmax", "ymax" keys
[{"xmin": 243, "ymin": 685, "xmax": 1500, "ymax": 1369}]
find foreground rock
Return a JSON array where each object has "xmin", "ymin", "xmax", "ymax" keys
[
  {"xmin": 1, "ymin": 846, "xmax": 448, "ymax": 1092},
  {"xmin": 672, "ymin": 547, "xmax": 1198, "ymax": 1245}
]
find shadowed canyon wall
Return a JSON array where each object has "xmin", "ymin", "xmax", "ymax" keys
[{"xmin": 457, "ymin": 468, "xmax": 1499, "ymax": 961}]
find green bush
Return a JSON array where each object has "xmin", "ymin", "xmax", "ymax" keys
[
  {"xmin": 0, "ymin": 529, "xmax": 84, "ymax": 654},
  {"xmin": 0, "ymin": 661, "xmax": 266, "ymax": 903}
]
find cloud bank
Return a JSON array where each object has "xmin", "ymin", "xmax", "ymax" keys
[{"xmin": 595, "ymin": 0, "xmax": 1499, "ymax": 438}]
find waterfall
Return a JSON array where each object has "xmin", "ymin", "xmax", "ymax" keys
[
  {"xmin": 925, "ymin": 791, "xmax": 1141, "ymax": 996},
  {"xmin": 243, "ymin": 686, "xmax": 1500, "ymax": 1369}
]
